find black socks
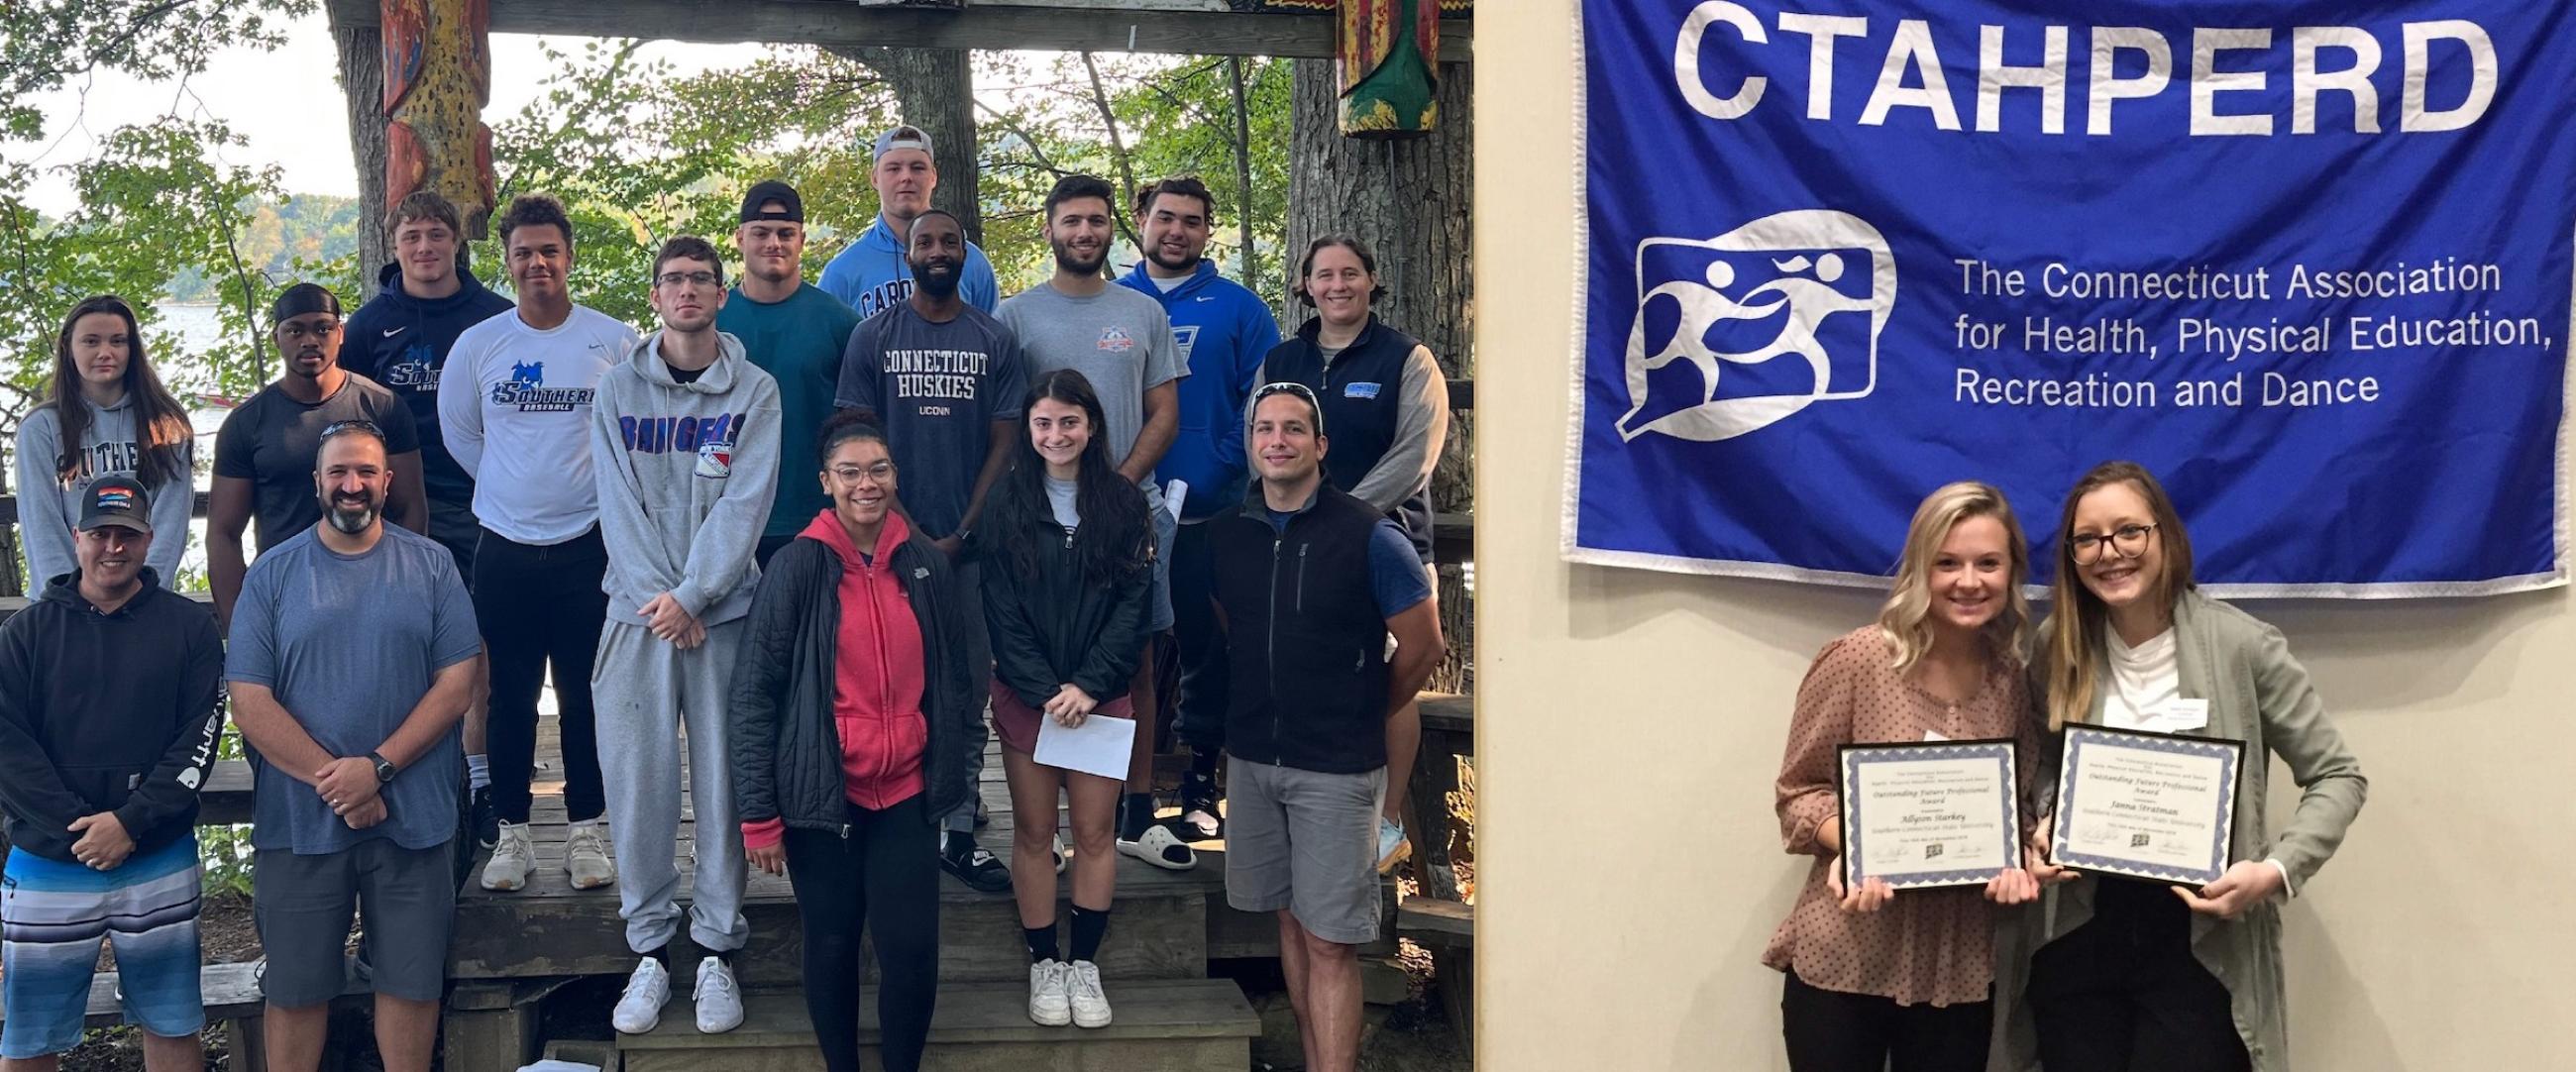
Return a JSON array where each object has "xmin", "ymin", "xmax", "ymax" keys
[
  {"xmin": 1119, "ymin": 792, "xmax": 1156, "ymax": 841},
  {"xmin": 1024, "ymin": 923, "xmax": 1060, "ymax": 964},
  {"xmin": 1070, "ymin": 904, "xmax": 1111, "ymax": 964}
]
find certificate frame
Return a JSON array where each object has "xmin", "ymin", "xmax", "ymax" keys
[
  {"xmin": 1836, "ymin": 738, "xmax": 2021, "ymax": 892},
  {"xmin": 2048, "ymin": 723, "xmax": 2245, "ymax": 887}
]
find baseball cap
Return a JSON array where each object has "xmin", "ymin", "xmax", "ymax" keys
[
  {"xmin": 740, "ymin": 179, "xmax": 804, "ymax": 224},
  {"xmin": 76, "ymin": 473, "xmax": 153, "ymax": 536},
  {"xmin": 270, "ymin": 281, "xmax": 342, "ymax": 323},
  {"xmin": 873, "ymin": 125, "xmax": 934, "ymax": 161}
]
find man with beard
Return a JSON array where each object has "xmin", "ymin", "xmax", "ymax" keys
[
  {"xmin": 1115, "ymin": 175, "xmax": 1280, "ymax": 839},
  {"xmin": 0, "ymin": 476, "xmax": 224, "ymax": 1072},
  {"xmin": 996, "ymin": 174, "xmax": 1195, "ymax": 871},
  {"xmin": 833, "ymin": 207, "xmax": 1026, "ymax": 895},
  {"xmin": 717, "ymin": 180, "xmax": 864, "ymax": 565},
  {"xmin": 440, "ymin": 193, "xmax": 633, "ymax": 895},
  {"xmin": 818, "ymin": 125, "xmax": 1001, "ymax": 317},
  {"xmin": 340, "ymin": 188, "xmax": 514, "ymax": 856},
  {"xmin": 210, "ymin": 282, "xmax": 427, "ymax": 630},
  {"xmin": 227, "ymin": 423, "xmax": 482, "ymax": 1072},
  {"xmin": 590, "ymin": 236, "xmax": 781, "ymax": 1036}
]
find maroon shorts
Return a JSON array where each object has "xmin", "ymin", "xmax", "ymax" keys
[{"xmin": 991, "ymin": 677, "xmax": 1135, "ymax": 757}]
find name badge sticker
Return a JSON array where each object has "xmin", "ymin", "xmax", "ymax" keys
[{"xmin": 1343, "ymin": 381, "xmax": 1382, "ymax": 399}]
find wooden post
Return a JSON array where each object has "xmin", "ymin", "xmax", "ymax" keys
[{"xmin": 332, "ymin": 12, "xmax": 390, "ymax": 299}]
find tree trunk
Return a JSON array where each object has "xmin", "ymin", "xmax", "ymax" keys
[
  {"xmin": 1288, "ymin": 58, "xmax": 1474, "ymax": 693},
  {"xmin": 334, "ymin": 16, "xmax": 388, "ymax": 299},
  {"xmin": 833, "ymin": 47, "xmax": 982, "ymax": 245}
]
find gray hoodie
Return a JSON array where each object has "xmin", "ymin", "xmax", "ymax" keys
[
  {"xmin": 13, "ymin": 397, "xmax": 194, "ymax": 588},
  {"xmin": 590, "ymin": 329, "xmax": 783, "ymax": 628}
]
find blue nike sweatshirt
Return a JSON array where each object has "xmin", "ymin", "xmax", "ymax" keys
[
  {"xmin": 1116, "ymin": 260, "xmax": 1279, "ymax": 521},
  {"xmin": 342, "ymin": 261, "xmax": 514, "ymax": 511}
]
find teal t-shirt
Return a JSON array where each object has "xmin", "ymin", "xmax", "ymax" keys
[{"xmin": 718, "ymin": 282, "xmax": 863, "ymax": 536}]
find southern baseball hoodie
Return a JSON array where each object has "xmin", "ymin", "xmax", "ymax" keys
[{"xmin": 590, "ymin": 329, "xmax": 783, "ymax": 627}]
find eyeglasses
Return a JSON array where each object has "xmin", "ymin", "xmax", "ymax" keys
[
  {"xmin": 2068, "ymin": 522, "xmax": 2158, "ymax": 565},
  {"xmin": 320, "ymin": 419, "xmax": 383, "ymax": 442},
  {"xmin": 655, "ymin": 269, "xmax": 722, "ymax": 288},
  {"xmin": 277, "ymin": 319, "xmax": 342, "ymax": 341},
  {"xmin": 829, "ymin": 462, "xmax": 896, "ymax": 483}
]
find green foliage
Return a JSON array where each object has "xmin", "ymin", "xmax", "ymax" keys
[{"xmin": 0, "ymin": 0, "xmax": 315, "ymax": 140}]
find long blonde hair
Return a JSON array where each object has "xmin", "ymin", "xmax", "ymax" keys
[
  {"xmin": 1877, "ymin": 482, "xmax": 2031, "ymax": 674},
  {"xmin": 2042, "ymin": 461, "xmax": 2197, "ymax": 729}
]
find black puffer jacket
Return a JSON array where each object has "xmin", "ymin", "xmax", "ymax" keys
[
  {"xmin": 975, "ymin": 488, "xmax": 1152, "ymax": 709},
  {"xmin": 729, "ymin": 521, "xmax": 984, "ymax": 831}
]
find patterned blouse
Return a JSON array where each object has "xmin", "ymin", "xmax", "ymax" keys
[{"xmin": 1761, "ymin": 627, "xmax": 2040, "ymax": 1008}]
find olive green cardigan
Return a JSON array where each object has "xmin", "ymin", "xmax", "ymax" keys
[{"xmin": 1992, "ymin": 590, "xmax": 2368, "ymax": 1072}]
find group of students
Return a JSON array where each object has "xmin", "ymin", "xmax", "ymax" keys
[
  {"xmin": 1766, "ymin": 468, "xmax": 2370, "ymax": 1072},
  {"xmin": 0, "ymin": 122, "xmax": 1447, "ymax": 1072}
]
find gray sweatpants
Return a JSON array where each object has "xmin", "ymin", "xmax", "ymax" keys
[{"xmin": 593, "ymin": 618, "xmax": 749, "ymax": 955}]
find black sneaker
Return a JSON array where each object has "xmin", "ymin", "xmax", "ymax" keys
[
  {"xmin": 471, "ymin": 786, "xmax": 498, "ymax": 849},
  {"xmin": 1177, "ymin": 770, "xmax": 1223, "ymax": 840},
  {"xmin": 941, "ymin": 832, "xmax": 1013, "ymax": 894}
]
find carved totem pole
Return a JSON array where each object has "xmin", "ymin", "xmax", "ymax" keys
[
  {"xmin": 1334, "ymin": 0, "xmax": 1459, "ymax": 138},
  {"xmin": 381, "ymin": 0, "xmax": 497, "ymax": 236}
]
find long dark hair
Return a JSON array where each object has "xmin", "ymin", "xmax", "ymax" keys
[
  {"xmin": 987, "ymin": 370, "xmax": 1150, "ymax": 585},
  {"xmin": 48, "ymin": 295, "xmax": 193, "ymax": 489},
  {"xmin": 2041, "ymin": 460, "xmax": 2198, "ymax": 730}
]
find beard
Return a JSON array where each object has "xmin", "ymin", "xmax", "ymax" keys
[
  {"xmin": 326, "ymin": 496, "xmax": 379, "ymax": 534},
  {"xmin": 1050, "ymin": 239, "xmax": 1107, "ymax": 276},
  {"xmin": 911, "ymin": 261, "xmax": 961, "ymax": 300},
  {"xmin": 1145, "ymin": 244, "xmax": 1200, "ymax": 273}
]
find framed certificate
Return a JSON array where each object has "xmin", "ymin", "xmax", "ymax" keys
[
  {"xmin": 1837, "ymin": 739, "xmax": 2021, "ymax": 891},
  {"xmin": 2049, "ymin": 723, "xmax": 2244, "ymax": 886}
]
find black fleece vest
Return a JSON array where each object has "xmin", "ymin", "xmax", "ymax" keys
[
  {"xmin": 1211, "ymin": 486, "xmax": 1390, "ymax": 774},
  {"xmin": 1263, "ymin": 315, "xmax": 1433, "ymax": 559}
]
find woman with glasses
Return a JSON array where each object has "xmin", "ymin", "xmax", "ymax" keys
[
  {"xmin": 1764, "ymin": 482, "xmax": 2045, "ymax": 1072},
  {"xmin": 729, "ymin": 409, "xmax": 983, "ymax": 1072},
  {"xmin": 975, "ymin": 370, "xmax": 1154, "ymax": 1029},
  {"xmin": 17, "ymin": 296, "xmax": 197, "ymax": 589},
  {"xmin": 2006, "ymin": 461, "xmax": 2367, "ymax": 1072},
  {"xmin": 1256, "ymin": 235, "xmax": 1451, "ymax": 872}
]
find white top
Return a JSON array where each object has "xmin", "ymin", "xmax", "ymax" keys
[
  {"xmin": 2101, "ymin": 626, "xmax": 2180, "ymax": 731},
  {"xmin": 2101, "ymin": 624, "xmax": 2297, "ymax": 897},
  {"xmin": 438, "ymin": 305, "xmax": 636, "ymax": 544}
]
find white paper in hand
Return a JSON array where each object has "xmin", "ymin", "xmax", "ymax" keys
[
  {"xmin": 1035, "ymin": 711, "xmax": 1137, "ymax": 781},
  {"xmin": 1163, "ymin": 479, "xmax": 1189, "ymax": 522}
]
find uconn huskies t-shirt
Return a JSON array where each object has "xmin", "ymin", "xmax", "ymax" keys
[{"xmin": 833, "ymin": 303, "xmax": 1028, "ymax": 537}]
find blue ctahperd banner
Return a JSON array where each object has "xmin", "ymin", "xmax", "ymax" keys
[{"xmin": 1564, "ymin": 0, "xmax": 2576, "ymax": 596}]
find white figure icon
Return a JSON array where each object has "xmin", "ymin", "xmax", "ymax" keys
[{"xmin": 1619, "ymin": 210, "xmax": 1895, "ymax": 442}]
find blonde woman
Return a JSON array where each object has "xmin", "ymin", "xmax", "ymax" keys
[
  {"xmin": 2009, "ymin": 461, "xmax": 2366, "ymax": 1072},
  {"xmin": 1765, "ymin": 482, "xmax": 2045, "ymax": 1072}
]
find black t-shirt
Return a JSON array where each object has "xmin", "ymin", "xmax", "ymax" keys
[{"xmin": 213, "ymin": 373, "xmax": 421, "ymax": 553}]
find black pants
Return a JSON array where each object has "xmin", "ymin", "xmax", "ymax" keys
[
  {"xmin": 1168, "ymin": 518, "xmax": 1229, "ymax": 756},
  {"xmin": 1780, "ymin": 972, "xmax": 1990, "ymax": 1072},
  {"xmin": 2029, "ymin": 879, "xmax": 2251, "ymax": 1072},
  {"xmin": 784, "ymin": 795, "xmax": 942, "ymax": 1072},
  {"xmin": 473, "ymin": 526, "xmax": 608, "ymax": 825}
]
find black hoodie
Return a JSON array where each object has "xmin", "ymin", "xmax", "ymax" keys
[
  {"xmin": 0, "ymin": 569, "xmax": 225, "ymax": 862},
  {"xmin": 342, "ymin": 262, "xmax": 515, "ymax": 510}
]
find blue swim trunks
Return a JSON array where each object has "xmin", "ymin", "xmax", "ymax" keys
[{"xmin": 1, "ymin": 835, "xmax": 205, "ymax": 1058}]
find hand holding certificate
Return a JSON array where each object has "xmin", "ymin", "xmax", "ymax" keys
[
  {"xmin": 1836, "ymin": 740, "xmax": 2022, "ymax": 894},
  {"xmin": 2048, "ymin": 724, "xmax": 2244, "ymax": 887}
]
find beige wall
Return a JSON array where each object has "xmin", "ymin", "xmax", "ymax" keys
[{"xmin": 1473, "ymin": 3, "xmax": 2576, "ymax": 1069}]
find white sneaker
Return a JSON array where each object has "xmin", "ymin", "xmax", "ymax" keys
[
  {"xmin": 693, "ymin": 955, "xmax": 744, "ymax": 1033},
  {"xmin": 612, "ymin": 956, "xmax": 671, "ymax": 1034},
  {"xmin": 1066, "ymin": 959, "xmax": 1112, "ymax": 1028},
  {"xmin": 566, "ymin": 819, "xmax": 614, "ymax": 890},
  {"xmin": 1376, "ymin": 816, "xmax": 1413, "ymax": 874},
  {"xmin": 481, "ymin": 821, "xmax": 534, "ymax": 891},
  {"xmin": 1027, "ymin": 958, "xmax": 1071, "ymax": 1026}
]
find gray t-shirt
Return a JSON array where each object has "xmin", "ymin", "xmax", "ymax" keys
[
  {"xmin": 1044, "ymin": 475, "xmax": 1081, "ymax": 530},
  {"xmin": 226, "ymin": 524, "xmax": 481, "ymax": 854},
  {"xmin": 834, "ymin": 303, "xmax": 1030, "ymax": 536},
  {"xmin": 995, "ymin": 282, "xmax": 1186, "ymax": 488}
]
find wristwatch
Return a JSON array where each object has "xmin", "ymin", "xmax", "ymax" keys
[{"xmin": 369, "ymin": 751, "xmax": 397, "ymax": 784}]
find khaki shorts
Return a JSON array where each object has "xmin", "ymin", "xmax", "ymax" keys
[{"xmin": 1223, "ymin": 757, "xmax": 1385, "ymax": 944}]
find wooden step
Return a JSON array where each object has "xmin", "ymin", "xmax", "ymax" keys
[{"xmin": 616, "ymin": 978, "xmax": 1259, "ymax": 1072}]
